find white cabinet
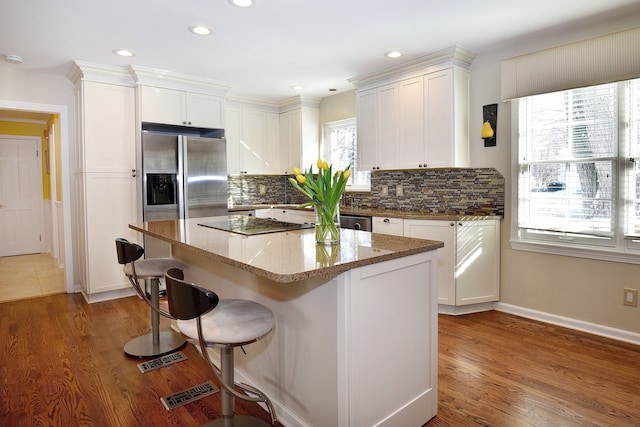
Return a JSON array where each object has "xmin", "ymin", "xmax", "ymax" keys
[
  {"xmin": 279, "ymin": 104, "xmax": 319, "ymax": 174},
  {"xmin": 74, "ymin": 80, "xmax": 138, "ymax": 298},
  {"xmin": 372, "ymin": 216, "xmax": 404, "ymax": 236},
  {"xmin": 226, "ymin": 107, "xmax": 279, "ymax": 174},
  {"xmin": 256, "ymin": 208, "xmax": 314, "ymax": 224},
  {"xmin": 404, "ymin": 219, "xmax": 500, "ymax": 309},
  {"xmin": 356, "ymin": 83, "xmax": 400, "ymax": 171},
  {"xmin": 355, "ymin": 61, "xmax": 471, "ymax": 170},
  {"xmin": 140, "ymin": 86, "xmax": 224, "ymax": 128}
]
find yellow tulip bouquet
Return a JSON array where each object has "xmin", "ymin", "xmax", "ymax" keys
[{"xmin": 289, "ymin": 160, "xmax": 351, "ymax": 244}]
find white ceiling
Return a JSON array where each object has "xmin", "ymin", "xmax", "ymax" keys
[{"xmin": 1, "ymin": 0, "xmax": 640, "ymax": 106}]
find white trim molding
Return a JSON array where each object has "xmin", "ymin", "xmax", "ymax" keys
[{"xmin": 494, "ymin": 302, "xmax": 640, "ymax": 346}]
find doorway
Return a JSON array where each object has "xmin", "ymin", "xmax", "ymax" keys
[{"xmin": 0, "ymin": 100, "xmax": 73, "ymax": 295}]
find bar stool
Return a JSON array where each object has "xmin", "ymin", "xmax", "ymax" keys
[
  {"xmin": 115, "ymin": 238, "xmax": 187, "ymax": 358},
  {"xmin": 165, "ymin": 268, "xmax": 277, "ymax": 426}
]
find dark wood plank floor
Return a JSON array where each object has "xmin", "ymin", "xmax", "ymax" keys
[{"xmin": 1, "ymin": 294, "xmax": 639, "ymax": 426}]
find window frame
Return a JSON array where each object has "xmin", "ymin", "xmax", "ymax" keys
[
  {"xmin": 321, "ymin": 118, "xmax": 371, "ymax": 192},
  {"xmin": 510, "ymin": 82, "xmax": 640, "ymax": 265}
]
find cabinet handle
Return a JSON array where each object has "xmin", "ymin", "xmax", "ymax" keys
[
  {"xmin": 450, "ymin": 222, "xmax": 454, "ymax": 226},
  {"xmin": 383, "ymin": 218, "xmax": 390, "ymax": 223},
  {"xmin": 131, "ymin": 168, "xmax": 137, "ymax": 177}
]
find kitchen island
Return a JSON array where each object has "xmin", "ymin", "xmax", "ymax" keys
[{"xmin": 130, "ymin": 216, "xmax": 443, "ymax": 427}]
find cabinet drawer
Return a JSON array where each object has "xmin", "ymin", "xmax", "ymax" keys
[{"xmin": 372, "ymin": 217, "xmax": 404, "ymax": 236}]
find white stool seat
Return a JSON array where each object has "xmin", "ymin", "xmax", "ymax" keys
[
  {"xmin": 123, "ymin": 258, "xmax": 184, "ymax": 279},
  {"xmin": 177, "ymin": 299, "xmax": 275, "ymax": 347}
]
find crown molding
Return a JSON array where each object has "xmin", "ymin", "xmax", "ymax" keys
[
  {"xmin": 348, "ymin": 45, "xmax": 476, "ymax": 90},
  {"xmin": 128, "ymin": 65, "xmax": 231, "ymax": 96},
  {"xmin": 67, "ymin": 61, "xmax": 135, "ymax": 86}
]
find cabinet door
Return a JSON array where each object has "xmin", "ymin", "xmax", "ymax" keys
[
  {"xmin": 280, "ymin": 109, "xmax": 302, "ymax": 173},
  {"xmin": 424, "ymin": 70, "xmax": 453, "ymax": 168},
  {"xmin": 225, "ymin": 107, "xmax": 242, "ymax": 174},
  {"xmin": 140, "ymin": 86, "xmax": 185, "ymax": 126},
  {"xmin": 84, "ymin": 172, "xmax": 138, "ymax": 294},
  {"xmin": 82, "ymin": 82, "xmax": 135, "ymax": 172},
  {"xmin": 398, "ymin": 77, "xmax": 425, "ymax": 169},
  {"xmin": 242, "ymin": 109, "xmax": 268, "ymax": 173},
  {"xmin": 404, "ymin": 220, "xmax": 456, "ymax": 305},
  {"xmin": 356, "ymin": 89, "xmax": 377, "ymax": 171},
  {"xmin": 186, "ymin": 92, "xmax": 224, "ymax": 128},
  {"xmin": 455, "ymin": 220, "xmax": 500, "ymax": 305},
  {"xmin": 377, "ymin": 83, "xmax": 399, "ymax": 170}
]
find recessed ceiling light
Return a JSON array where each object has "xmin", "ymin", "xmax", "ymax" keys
[
  {"xmin": 112, "ymin": 49, "xmax": 135, "ymax": 57},
  {"xmin": 291, "ymin": 85, "xmax": 304, "ymax": 91},
  {"xmin": 189, "ymin": 26, "xmax": 213, "ymax": 36},
  {"xmin": 2, "ymin": 54, "xmax": 23, "ymax": 64},
  {"xmin": 228, "ymin": 0, "xmax": 256, "ymax": 7},
  {"xmin": 384, "ymin": 51, "xmax": 403, "ymax": 59}
]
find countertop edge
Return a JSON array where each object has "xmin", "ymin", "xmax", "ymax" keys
[{"xmin": 129, "ymin": 222, "xmax": 443, "ymax": 283}]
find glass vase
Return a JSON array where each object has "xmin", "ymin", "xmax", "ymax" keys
[{"xmin": 314, "ymin": 204, "xmax": 341, "ymax": 245}]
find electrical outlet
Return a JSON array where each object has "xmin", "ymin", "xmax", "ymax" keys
[
  {"xmin": 396, "ymin": 185, "xmax": 403, "ymax": 196},
  {"xmin": 623, "ymin": 288, "xmax": 638, "ymax": 307},
  {"xmin": 259, "ymin": 184, "xmax": 266, "ymax": 195},
  {"xmin": 381, "ymin": 185, "xmax": 388, "ymax": 196}
]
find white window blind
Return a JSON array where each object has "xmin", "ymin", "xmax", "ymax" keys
[
  {"xmin": 502, "ymin": 26, "xmax": 640, "ymax": 100},
  {"xmin": 517, "ymin": 78, "xmax": 640, "ymax": 254}
]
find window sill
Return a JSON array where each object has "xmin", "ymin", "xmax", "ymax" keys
[{"xmin": 510, "ymin": 239, "xmax": 640, "ymax": 265}]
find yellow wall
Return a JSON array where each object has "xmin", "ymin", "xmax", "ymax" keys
[{"xmin": 0, "ymin": 119, "xmax": 51, "ymax": 199}]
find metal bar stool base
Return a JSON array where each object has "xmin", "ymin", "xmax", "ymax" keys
[
  {"xmin": 203, "ymin": 415, "xmax": 272, "ymax": 427},
  {"xmin": 124, "ymin": 331, "xmax": 186, "ymax": 358}
]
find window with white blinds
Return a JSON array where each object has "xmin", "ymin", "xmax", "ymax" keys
[{"xmin": 516, "ymin": 78, "xmax": 640, "ymax": 253}]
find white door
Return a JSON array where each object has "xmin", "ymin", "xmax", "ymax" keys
[{"xmin": 0, "ymin": 136, "xmax": 43, "ymax": 256}]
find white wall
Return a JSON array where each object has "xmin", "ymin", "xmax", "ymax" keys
[{"xmin": 469, "ymin": 14, "xmax": 640, "ymax": 334}]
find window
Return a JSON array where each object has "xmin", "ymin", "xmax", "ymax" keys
[
  {"xmin": 514, "ymin": 78, "xmax": 640, "ymax": 260},
  {"xmin": 322, "ymin": 118, "xmax": 370, "ymax": 191}
]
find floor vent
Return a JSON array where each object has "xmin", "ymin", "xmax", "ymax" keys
[
  {"xmin": 137, "ymin": 351, "xmax": 187, "ymax": 373},
  {"xmin": 161, "ymin": 381, "xmax": 219, "ymax": 410}
]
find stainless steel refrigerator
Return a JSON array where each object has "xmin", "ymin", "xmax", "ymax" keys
[{"xmin": 141, "ymin": 124, "xmax": 227, "ymax": 257}]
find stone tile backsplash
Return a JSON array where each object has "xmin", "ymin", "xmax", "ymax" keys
[{"xmin": 228, "ymin": 168, "xmax": 504, "ymax": 216}]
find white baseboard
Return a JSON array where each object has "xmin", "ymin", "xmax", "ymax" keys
[
  {"xmin": 494, "ymin": 302, "xmax": 640, "ymax": 346},
  {"xmin": 438, "ymin": 302, "xmax": 494, "ymax": 315}
]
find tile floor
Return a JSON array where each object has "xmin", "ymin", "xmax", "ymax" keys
[{"xmin": 0, "ymin": 253, "xmax": 66, "ymax": 303}]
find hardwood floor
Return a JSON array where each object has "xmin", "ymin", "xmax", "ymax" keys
[
  {"xmin": 429, "ymin": 311, "xmax": 640, "ymax": 426},
  {"xmin": 1, "ymin": 293, "xmax": 639, "ymax": 426}
]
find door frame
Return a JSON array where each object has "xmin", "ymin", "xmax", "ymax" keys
[{"xmin": 0, "ymin": 100, "xmax": 73, "ymax": 294}]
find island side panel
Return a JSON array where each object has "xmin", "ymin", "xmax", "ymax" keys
[
  {"xmin": 171, "ymin": 244, "xmax": 340, "ymax": 427},
  {"xmin": 338, "ymin": 251, "xmax": 438, "ymax": 427}
]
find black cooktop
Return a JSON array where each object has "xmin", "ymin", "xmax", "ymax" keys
[{"xmin": 198, "ymin": 215, "xmax": 314, "ymax": 236}]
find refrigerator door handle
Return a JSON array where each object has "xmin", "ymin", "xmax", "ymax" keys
[{"xmin": 177, "ymin": 136, "xmax": 186, "ymax": 219}]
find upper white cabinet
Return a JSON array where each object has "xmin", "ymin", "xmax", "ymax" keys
[
  {"xmin": 226, "ymin": 106, "xmax": 280, "ymax": 174},
  {"xmin": 140, "ymin": 86, "xmax": 224, "ymax": 128},
  {"xmin": 351, "ymin": 46, "xmax": 474, "ymax": 171},
  {"xmin": 279, "ymin": 101, "xmax": 320, "ymax": 174}
]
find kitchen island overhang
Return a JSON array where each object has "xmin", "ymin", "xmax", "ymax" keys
[{"xmin": 130, "ymin": 217, "xmax": 443, "ymax": 427}]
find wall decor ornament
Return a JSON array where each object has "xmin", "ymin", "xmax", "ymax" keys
[{"xmin": 482, "ymin": 103, "xmax": 497, "ymax": 147}]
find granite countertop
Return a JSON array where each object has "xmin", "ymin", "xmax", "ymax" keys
[
  {"xmin": 129, "ymin": 217, "xmax": 443, "ymax": 283},
  {"xmin": 230, "ymin": 204, "xmax": 502, "ymax": 221}
]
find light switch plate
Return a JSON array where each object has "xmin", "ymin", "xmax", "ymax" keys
[{"xmin": 381, "ymin": 185, "xmax": 388, "ymax": 196}]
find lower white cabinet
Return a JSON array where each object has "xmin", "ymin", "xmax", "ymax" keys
[
  {"xmin": 372, "ymin": 216, "xmax": 404, "ymax": 236},
  {"xmin": 404, "ymin": 219, "xmax": 500, "ymax": 309},
  {"xmin": 256, "ymin": 208, "xmax": 314, "ymax": 224}
]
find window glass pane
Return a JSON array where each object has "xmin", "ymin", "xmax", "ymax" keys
[
  {"xmin": 518, "ymin": 83, "xmax": 618, "ymax": 239},
  {"xmin": 625, "ymin": 79, "xmax": 640, "ymax": 235},
  {"xmin": 324, "ymin": 119, "xmax": 370, "ymax": 188}
]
